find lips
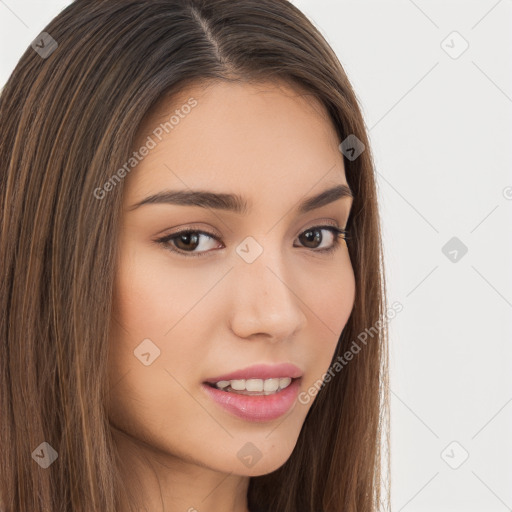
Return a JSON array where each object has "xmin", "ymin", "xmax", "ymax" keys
[
  {"xmin": 201, "ymin": 376, "xmax": 302, "ymax": 422},
  {"xmin": 203, "ymin": 363, "xmax": 303, "ymax": 384}
]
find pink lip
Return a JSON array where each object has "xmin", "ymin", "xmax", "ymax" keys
[
  {"xmin": 201, "ymin": 377, "xmax": 301, "ymax": 422},
  {"xmin": 203, "ymin": 363, "xmax": 303, "ymax": 383}
]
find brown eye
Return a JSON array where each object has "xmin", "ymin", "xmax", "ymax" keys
[
  {"xmin": 156, "ymin": 230, "xmax": 222, "ymax": 257},
  {"xmin": 156, "ymin": 225, "xmax": 348, "ymax": 258},
  {"xmin": 294, "ymin": 225, "xmax": 349, "ymax": 254},
  {"xmin": 174, "ymin": 232, "xmax": 201, "ymax": 251},
  {"xmin": 298, "ymin": 227, "xmax": 324, "ymax": 249}
]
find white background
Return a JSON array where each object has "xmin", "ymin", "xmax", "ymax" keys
[{"xmin": 1, "ymin": 1, "xmax": 511, "ymax": 511}]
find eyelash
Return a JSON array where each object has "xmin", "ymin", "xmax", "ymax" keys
[{"xmin": 154, "ymin": 225, "xmax": 351, "ymax": 258}]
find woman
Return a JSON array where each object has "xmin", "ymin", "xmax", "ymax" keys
[{"xmin": 0, "ymin": 0, "xmax": 390, "ymax": 510}]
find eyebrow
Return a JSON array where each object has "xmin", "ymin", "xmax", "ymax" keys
[{"xmin": 127, "ymin": 183, "xmax": 353, "ymax": 215}]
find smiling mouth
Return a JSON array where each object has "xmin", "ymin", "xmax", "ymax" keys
[{"xmin": 204, "ymin": 377, "xmax": 301, "ymax": 396}]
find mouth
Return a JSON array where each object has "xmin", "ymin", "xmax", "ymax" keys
[
  {"xmin": 203, "ymin": 376, "xmax": 301, "ymax": 396},
  {"xmin": 201, "ymin": 363, "xmax": 303, "ymax": 422},
  {"xmin": 201, "ymin": 377, "xmax": 302, "ymax": 422}
]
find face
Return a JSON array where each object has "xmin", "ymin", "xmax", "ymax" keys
[{"xmin": 107, "ymin": 80, "xmax": 355, "ymax": 478}]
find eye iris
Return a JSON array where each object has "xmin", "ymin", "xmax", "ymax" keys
[
  {"xmin": 175, "ymin": 232, "xmax": 200, "ymax": 251},
  {"xmin": 300, "ymin": 229, "xmax": 322, "ymax": 248}
]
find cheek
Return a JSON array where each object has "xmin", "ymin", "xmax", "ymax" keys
[
  {"xmin": 305, "ymin": 251, "xmax": 355, "ymax": 337},
  {"xmin": 300, "ymin": 257, "xmax": 355, "ymax": 387},
  {"xmin": 111, "ymin": 241, "xmax": 214, "ymax": 342},
  {"xmin": 107, "ymin": 242, "xmax": 219, "ymax": 427}
]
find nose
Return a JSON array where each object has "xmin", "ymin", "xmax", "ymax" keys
[{"xmin": 228, "ymin": 248, "xmax": 307, "ymax": 342}]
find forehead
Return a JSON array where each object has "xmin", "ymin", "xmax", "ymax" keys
[{"xmin": 125, "ymin": 80, "xmax": 347, "ymax": 204}]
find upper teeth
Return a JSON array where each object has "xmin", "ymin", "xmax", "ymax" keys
[{"xmin": 215, "ymin": 377, "xmax": 292, "ymax": 392}]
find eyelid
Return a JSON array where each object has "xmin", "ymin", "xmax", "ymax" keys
[
  {"xmin": 156, "ymin": 217, "xmax": 344, "ymax": 239},
  {"xmin": 299, "ymin": 218, "xmax": 340, "ymax": 232},
  {"xmin": 157, "ymin": 222, "xmax": 222, "ymax": 239}
]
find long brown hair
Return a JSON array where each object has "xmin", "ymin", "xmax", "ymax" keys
[{"xmin": 0, "ymin": 0, "xmax": 390, "ymax": 510}]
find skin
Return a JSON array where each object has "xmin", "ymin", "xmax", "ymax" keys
[{"xmin": 107, "ymin": 79, "xmax": 356, "ymax": 512}]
